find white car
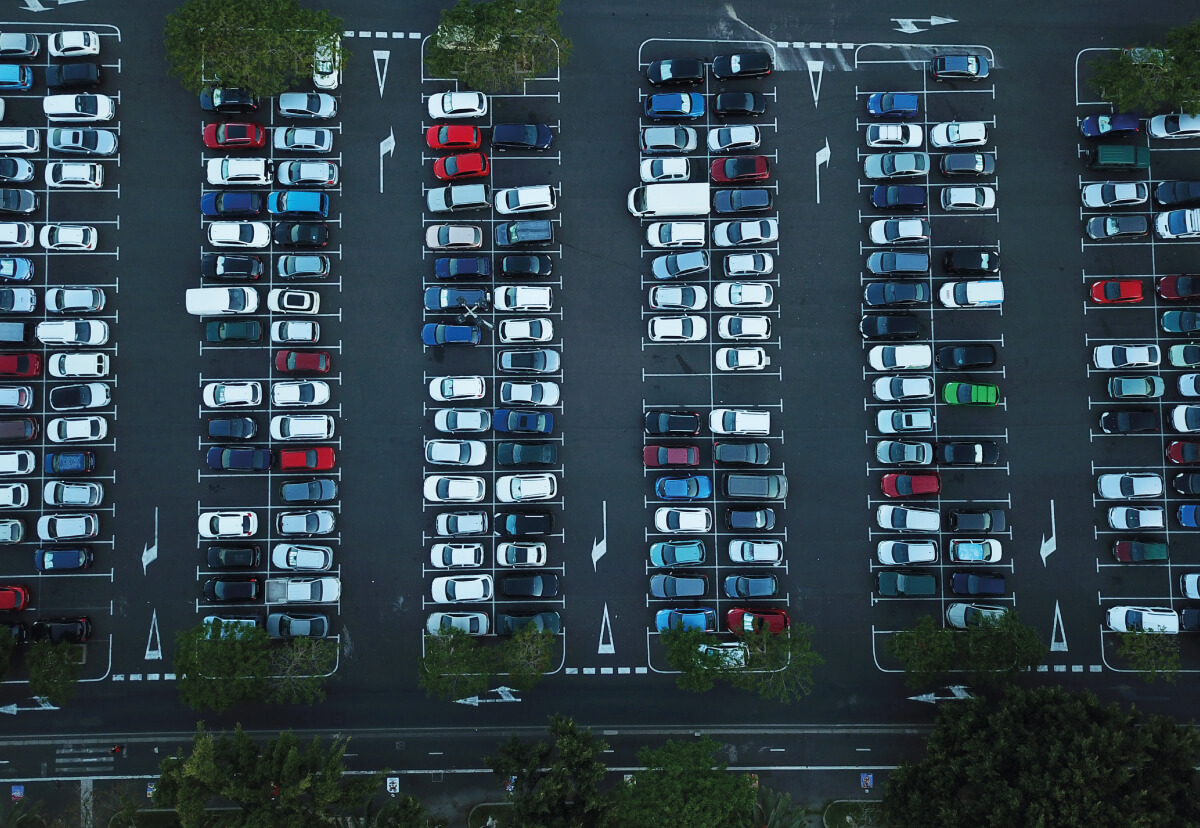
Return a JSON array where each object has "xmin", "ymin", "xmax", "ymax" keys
[
  {"xmin": 277, "ymin": 92, "xmax": 337, "ymax": 119},
  {"xmin": 496, "ymin": 473, "xmax": 558, "ymax": 502},
  {"xmin": 272, "ymin": 320, "xmax": 319, "ymax": 343},
  {"xmin": 1149, "ymin": 114, "xmax": 1200, "ymax": 140},
  {"xmin": 206, "ymin": 158, "xmax": 272, "ymax": 186},
  {"xmin": 647, "ymin": 222, "xmax": 705, "ymax": 248},
  {"xmin": 268, "ymin": 289, "xmax": 320, "ymax": 315},
  {"xmin": 877, "ymin": 540, "xmax": 938, "ymax": 565},
  {"xmin": 877, "ymin": 504, "xmax": 940, "ymax": 532},
  {"xmin": 426, "ymin": 224, "xmax": 482, "ymax": 250},
  {"xmin": 277, "ymin": 509, "xmax": 335, "ymax": 535},
  {"xmin": 723, "ymin": 252, "xmax": 773, "ymax": 276},
  {"xmin": 1081, "ymin": 182, "xmax": 1148, "ymax": 208},
  {"xmin": 495, "ymin": 286, "xmax": 553, "ymax": 311},
  {"xmin": 1172, "ymin": 405, "xmax": 1200, "ymax": 433},
  {"xmin": 271, "ymin": 543, "xmax": 333, "ymax": 571},
  {"xmin": 707, "ymin": 125, "xmax": 760, "ymax": 153},
  {"xmin": 498, "ymin": 318, "xmax": 554, "ymax": 343},
  {"xmin": 48, "ymin": 382, "xmax": 109, "ymax": 411},
  {"xmin": 877, "ymin": 408, "xmax": 934, "ymax": 434},
  {"xmin": 639, "ymin": 158, "xmax": 690, "ymax": 182},
  {"xmin": 40, "ymin": 225, "xmax": 96, "ymax": 251},
  {"xmin": 1097, "ymin": 472, "xmax": 1163, "ymax": 499},
  {"xmin": 43, "ymin": 481, "xmax": 102, "ymax": 507},
  {"xmin": 429, "ymin": 376, "xmax": 485, "ymax": 401},
  {"xmin": 312, "ymin": 38, "xmax": 342, "ymax": 90},
  {"xmin": 0, "ymin": 223, "xmax": 33, "ymax": 248},
  {"xmin": 497, "ymin": 542, "xmax": 548, "ymax": 567},
  {"xmin": 273, "ymin": 127, "xmax": 333, "ymax": 153},
  {"xmin": 208, "ymin": 221, "xmax": 270, "ymax": 248},
  {"xmin": 278, "ymin": 161, "xmax": 338, "ymax": 186},
  {"xmin": 716, "ymin": 347, "xmax": 769, "ymax": 371},
  {"xmin": 433, "ymin": 408, "xmax": 492, "ymax": 432},
  {"xmin": 0, "ymin": 483, "xmax": 27, "ymax": 508},
  {"xmin": 728, "ymin": 539, "xmax": 783, "ymax": 564},
  {"xmin": 43, "ymin": 94, "xmax": 114, "ymax": 122},
  {"xmin": 939, "ymin": 280, "xmax": 1005, "ymax": 308},
  {"xmin": 868, "ymin": 219, "xmax": 929, "ymax": 245},
  {"xmin": 46, "ymin": 162, "xmax": 103, "ymax": 189},
  {"xmin": 427, "ymin": 612, "xmax": 489, "ymax": 636},
  {"xmin": 869, "ymin": 345, "xmax": 932, "ymax": 371},
  {"xmin": 873, "ymin": 375, "xmax": 934, "ymax": 400},
  {"xmin": 272, "ymin": 380, "xmax": 329, "ymax": 407},
  {"xmin": 929, "ymin": 121, "xmax": 988, "ymax": 148},
  {"xmin": 48, "ymin": 128, "xmax": 117, "ymax": 155},
  {"xmin": 46, "ymin": 288, "xmax": 103, "ymax": 314},
  {"xmin": 423, "ymin": 475, "xmax": 486, "ymax": 503},
  {"xmin": 430, "ymin": 574, "xmax": 493, "ymax": 603},
  {"xmin": 946, "ymin": 603, "xmax": 1007, "ymax": 629},
  {"xmin": 714, "ymin": 282, "xmax": 773, "ymax": 308},
  {"xmin": 713, "ymin": 219, "xmax": 778, "ymax": 248},
  {"xmin": 0, "ymin": 159, "xmax": 32, "ymax": 182},
  {"xmin": 425, "ymin": 440, "xmax": 487, "ymax": 466},
  {"xmin": 37, "ymin": 320, "xmax": 108, "ymax": 346},
  {"xmin": 499, "ymin": 381, "xmax": 560, "ymax": 407},
  {"xmin": 0, "ymin": 387, "xmax": 30, "ymax": 410},
  {"xmin": 1107, "ymin": 506, "xmax": 1164, "ymax": 530},
  {"xmin": 47, "ymin": 416, "xmax": 106, "ymax": 443},
  {"xmin": 654, "ymin": 507, "xmax": 713, "ymax": 533},
  {"xmin": 197, "ymin": 511, "xmax": 258, "ymax": 539},
  {"xmin": 866, "ymin": 124, "xmax": 923, "ymax": 148},
  {"xmin": 0, "ymin": 451, "xmax": 33, "ymax": 476},
  {"xmin": 1106, "ymin": 606, "xmax": 1179, "ymax": 633},
  {"xmin": 270, "ymin": 414, "xmax": 335, "ymax": 441},
  {"xmin": 941, "ymin": 186, "xmax": 995, "ymax": 211},
  {"xmin": 1093, "ymin": 344, "xmax": 1160, "ymax": 369},
  {"xmin": 649, "ymin": 285, "xmax": 707, "ymax": 310},
  {"xmin": 648, "ymin": 315, "xmax": 707, "ymax": 342},
  {"xmin": 430, "ymin": 543, "xmax": 484, "ymax": 568},
  {"xmin": 0, "ymin": 288, "xmax": 34, "ymax": 313},
  {"xmin": 948, "ymin": 539, "xmax": 1003, "ymax": 563},
  {"xmin": 427, "ymin": 92, "xmax": 488, "ymax": 119},
  {"xmin": 1156, "ymin": 208, "xmax": 1200, "ymax": 240},
  {"xmin": 37, "ymin": 513, "xmax": 98, "ymax": 541},
  {"xmin": 709, "ymin": 408, "xmax": 770, "ymax": 435},
  {"xmin": 49, "ymin": 31, "xmax": 100, "ymax": 57},
  {"xmin": 203, "ymin": 381, "xmax": 262, "ymax": 408},
  {"xmin": 717, "ymin": 315, "xmax": 770, "ymax": 340},
  {"xmin": 494, "ymin": 185, "xmax": 557, "ymax": 215}
]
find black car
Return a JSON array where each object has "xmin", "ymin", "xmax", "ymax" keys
[
  {"xmin": 205, "ymin": 320, "xmax": 262, "ymax": 343},
  {"xmin": 207, "ymin": 417, "xmax": 257, "ymax": 440},
  {"xmin": 496, "ymin": 511, "xmax": 553, "ymax": 537},
  {"xmin": 3, "ymin": 622, "xmax": 26, "ymax": 644},
  {"xmin": 948, "ymin": 509, "xmax": 1007, "ymax": 533},
  {"xmin": 712, "ymin": 52, "xmax": 773, "ymax": 79},
  {"xmin": 943, "ymin": 249, "xmax": 1000, "ymax": 274},
  {"xmin": 713, "ymin": 188, "xmax": 772, "ymax": 214},
  {"xmin": 202, "ymin": 577, "xmax": 260, "ymax": 602},
  {"xmin": 930, "ymin": 53, "xmax": 989, "ymax": 81},
  {"xmin": 940, "ymin": 153, "xmax": 995, "ymax": 176},
  {"xmin": 1174, "ymin": 473, "xmax": 1200, "ymax": 495},
  {"xmin": 495, "ymin": 220, "xmax": 553, "ymax": 247},
  {"xmin": 864, "ymin": 282, "xmax": 929, "ymax": 307},
  {"xmin": 206, "ymin": 545, "xmax": 261, "ymax": 569},
  {"xmin": 496, "ymin": 442, "xmax": 558, "ymax": 466},
  {"xmin": 435, "ymin": 256, "xmax": 491, "ymax": 280},
  {"xmin": 871, "ymin": 185, "xmax": 926, "ymax": 210},
  {"xmin": 936, "ymin": 441, "xmax": 1000, "ymax": 466},
  {"xmin": 950, "ymin": 571, "xmax": 1005, "ymax": 596},
  {"xmin": 279, "ymin": 478, "xmax": 338, "ymax": 503},
  {"xmin": 860, "ymin": 313, "xmax": 920, "ymax": 340},
  {"xmin": 713, "ymin": 441, "xmax": 770, "ymax": 465},
  {"xmin": 646, "ymin": 58, "xmax": 705, "ymax": 86},
  {"xmin": 1099, "ymin": 409, "xmax": 1158, "ymax": 434},
  {"xmin": 936, "ymin": 344, "xmax": 997, "ymax": 370},
  {"xmin": 206, "ymin": 447, "xmax": 272, "ymax": 471},
  {"xmin": 31, "ymin": 617, "xmax": 91, "ymax": 644},
  {"xmin": 725, "ymin": 508, "xmax": 774, "ymax": 530},
  {"xmin": 645, "ymin": 410, "xmax": 701, "ymax": 435},
  {"xmin": 200, "ymin": 86, "xmax": 258, "ymax": 113},
  {"xmin": 500, "ymin": 255, "xmax": 552, "ymax": 278},
  {"xmin": 1154, "ymin": 181, "xmax": 1200, "ymax": 208},
  {"xmin": 501, "ymin": 573, "xmax": 559, "ymax": 598},
  {"xmin": 866, "ymin": 252, "xmax": 929, "ymax": 275},
  {"xmin": 714, "ymin": 92, "xmax": 766, "ymax": 117},
  {"xmin": 273, "ymin": 223, "xmax": 328, "ymax": 247},
  {"xmin": 48, "ymin": 62, "xmax": 101, "ymax": 89},
  {"xmin": 491, "ymin": 123, "xmax": 553, "ymax": 151},
  {"xmin": 496, "ymin": 611, "xmax": 562, "ymax": 636},
  {"xmin": 202, "ymin": 253, "xmax": 263, "ymax": 281}
]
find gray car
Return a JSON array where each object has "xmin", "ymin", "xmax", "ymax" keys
[
  {"xmin": 723, "ymin": 473, "xmax": 788, "ymax": 499},
  {"xmin": 48, "ymin": 128, "xmax": 117, "ymax": 156},
  {"xmin": 266, "ymin": 613, "xmax": 328, "ymax": 639},
  {"xmin": 495, "ymin": 611, "xmax": 562, "ymax": 636},
  {"xmin": 649, "ymin": 573, "xmax": 708, "ymax": 598},
  {"xmin": 864, "ymin": 152, "xmax": 930, "ymax": 180}
]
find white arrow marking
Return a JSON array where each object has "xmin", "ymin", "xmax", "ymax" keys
[
  {"xmin": 814, "ymin": 140, "xmax": 830, "ymax": 204},
  {"xmin": 805, "ymin": 60, "xmax": 824, "ymax": 107},
  {"xmin": 145, "ymin": 608, "xmax": 162, "ymax": 660},
  {"xmin": 590, "ymin": 500, "xmax": 607, "ymax": 571},
  {"xmin": 373, "ymin": 50, "xmax": 390, "ymax": 98},
  {"xmin": 1039, "ymin": 499, "xmax": 1056, "ymax": 566},
  {"xmin": 1050, "ymin": 600, "xmax": 1068, "ymax": 652},
  {"xmin": 891, "ymin": 18, "xmax": 923, "ymax": 34},
  {"xmin": 928, "ymin": 15, "xmax": 957, "ymax": 26},
  {"xmin": 947, "ymin": 685, "xmax": 972, "ymax": 699},
  {"xmin": 141, "ymin": 507, "xmax": 157, "ymax": 575},
  {"xmin": 598, "ymin": 602, "xmax": 614, "ymax": 655},
  {"xmin": 454, "ymin": 696, "xmax": 479, "ymax": 707},
  {"xmin": 494, "ymin": 685, "xmax": 517, "ymax": 701},
  {"xmin": 908, "ymin": 692, "xmax": 937, "ymax": 704},
  {"xmin": 908, "ymin": 685, "xmax": 973, "ymax": 703},
  {"xmin": 378, "ymin": 128, "xmax": 395, "ymax": 194},
  {"xmin": 19, "ymin": 0, "xmax": 49, "ymax": 10}
]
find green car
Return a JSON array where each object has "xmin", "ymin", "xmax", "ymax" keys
[{"xmin": 942, "ymin": 381, "xmax": 999, "ymax": 406}]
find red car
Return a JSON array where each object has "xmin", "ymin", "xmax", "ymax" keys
[
  {"xmin": 727, "ymin": 608, "xmax": 789, "ymax": 635},
  {"xmin": 1167, "ymin": 441, "xmax": 1200, "ymax": 464},
  {"xmin": 279, "ymin": 447, "xmax": 335, "ymax": 471},
  {"xmin": 433, "ymin": 152, "xmax": 490, "ymax": 181},
  {"xmin": 1157, "ymin": 275, "xmax": 1200, "ymax": 301},
  {"xmin": 426, "ymin": 124, "xmax": 482, "ymax": 150},
  {"xmin": 643, "ymin": 445, "xmax": 699, "ymax": 467},
  {"xmin": 203, "ymin": 122, "xmax": 266, "ymax": 150},
  {"xmin": 1089, "ymin": 278, "xmax": 1143, "ymax": 304},
  {"xmin": 881, "ymin": 472, "xmax": 940, "ymax": 498},
  {"xmin": 0, "ymin": 585, "xmax": 29, "ymax": 612},
  {"xmin": 710, "ymin": 155, "xmax": 770, "ymax": 183},
  {"xmin": 0, "ymin": 354, "xmax": 40, "ymax": 377},
  {"xmin": 275, "ymin": 350, "xmax": 330, "ymax": 374}
]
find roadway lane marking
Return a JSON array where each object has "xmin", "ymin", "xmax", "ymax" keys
[
  {"xmin": 373, "ymin": 50, "xmax": 389, "ymax": 97},
  {"xmin": 1051, "ymin": 600, "xmax": 1068, "ymax": 652}
]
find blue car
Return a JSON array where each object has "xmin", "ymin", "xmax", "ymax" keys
[
  {"xmin": 422, "ymin": 323, "xmax": 481, "ymax": 346},
  {"xmin": 654, "ymin": 607, "xmax": 717, "ymax": 633},
  {"xmin": 0, "ymin": 257, "xmax": 33, "ymax": 282},
  {"xmin": 200, "ymin": 192, "xmax": 263, "ymax": 217},
  {"xmin": 434, "ymin": 256, "xmax": 491, "ymax": 280},
  {"xmin": 1179, "ymin": 504, "xmax": 1200, "ymax": 528},
  {"xmin": 207, "ymin": 447, "xmax": 272, "ymax": 471},
  {"xmin": 1080, "ymin": 112, "xmax": 1140, "ymax": 139},
  {"xmin": 867, "ymin": 92, "xmax": 919, "ymax": 119},
  {"xmin": 654, "ymin": 474, "xmax": 713, "ymax": 501},
  {"xmin": 491, "ymin": 123, "xmax": 553, "ymax": 151},
  {"xmin": 423, "ymin": 287, "xmax": 489, "ymax": 311},
  {"xmin": 35, "ymin": 547, "xmax": 93, "ymax": 572},
  {"xmin": 0, "ymin": 65, "xmax": 32, "ymax": 91},
  {"xmin": 492, "ymin": 408, "xmax": 554, "ymax": 434},
  {"xmin": 650, "ymin": 540, "xmax": 705, "ymax": 567},
  {"xmin": 644, "ymin": 92, "xmax": 705, "ymax": 120},
  {"xmin": 267, "ymin": 190, "xmax": 329, "ymax": 217},
  {"xmin": 871, "ymin": 185, "xmax": 926, "ymax": 211}
]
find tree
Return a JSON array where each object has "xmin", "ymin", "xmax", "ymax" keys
[
  {"xmin": 888, "ymin": 611, "xmax": 1045, "ymax": 689},
  {"xmin": 164, "ymin": 0, "xmax": 345, "ymax": 97},
  {"xmin": 501, "ymin": 625, "xmax": 554, "ymax": 691},
  {"xmin": 881, "ymin": 686, "xmax": 1200, "ymax": 827},
  {"xmin": 486, "ymin": 715, "xmax": 610, "ymax": 828},
  {"xmin": 728, "ymin": 624, "xmax": 823, "ymax": 703},
  {"xmin": 0, "ymin": 629, "xmax": 15, "ymax": 683},
  {"xmin": 371, "ymin": 795, "xmax": 448, "ymax": 828},
  {"xmin": 755, "ymin": 786, "xmax": 808, "ymax": 828},
  {"xmin": 1088, "ymin": 21, "xmax": 1200, "ymax": 113},
  {"xmin": 418, "ymin": 628, "xmax": 495, "ymax": 701},
  {"xmin": 658, "ymin": 625, "xmax": 723, "ymax": 692},
  {"xmin": 25, "ymin": 640, "xmax": 81, "ymax": 706},
  {"xmin": 425, "ymin": 0, "xmax": 572, "ymax": 92},
  {"xmin": 605, "ymin": 736, "xmax": 757, "ymax": 828},
  {"xmin": 269, "ymin": 635, "xmax": 338, "ymax": 704},
  {"xmin": 887, "ymin": 615, "xmax": 959, "ymax": 688},
  {"xmin": 1115, "ymin": 629, "xmax": 1181, "ymax": 683},
  {"xmin": 173, "ymin": 620, "xmax": 271, "ymax": 712}
]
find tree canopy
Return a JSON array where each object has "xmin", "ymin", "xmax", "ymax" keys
[
  {"xmin": 164, "ymin": 0, "xmax": 344, "ymax": 97},
  {"xmin": 173, "ymin": 620, "xmax": 271, "ymax": 712},
  {"xmin": 1089, "ymin": 20, "xmax": 1200, "ymax": 113},
  {"xmin": 887, "ymin": 610, "xmax": 1044, "ymax": 688},
  {"xmin": 659, "ymin": 623, "xmax": 823, "ymax": 703},
  {"xmin": 882, "ymin": 686, "xmax": 1200, "ymax": 828},
  {"xmin": 25, "ymin": 640, "xmax": 82, "ymax": 706}
]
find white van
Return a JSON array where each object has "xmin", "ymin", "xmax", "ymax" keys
[
  {"xmin": 185, "ymin": 287, "xmax": 259, "ymax": 316},
  {"xmin": 0, "ymin": 128, "xmax": 38, "ymax": 154},
  {"xmin": 939, "ymin": 280, "xmax": 1004, "ymax": 308},
  {"xmin": 627, "ymin": 183, "xmax": 711, "ymax": 217},
  {"xmin": 709, "ymin": 408, "xmax": 770, "ymax": 435}
]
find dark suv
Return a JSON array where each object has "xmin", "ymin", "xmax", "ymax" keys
[
  {"xmin": 944, "ymin": 249, "xmax": 999, "ymax": 274},
  {"xmin": 940, "ymin": 153, "xmax": 995, "ymax": 176},
  {"xmin": 948, "ymin": 509, "xmax": 1006, "ymax": 533},
  {"xmin": 495, "ymin": 220, "xmax": 554, "ymax": 247}
]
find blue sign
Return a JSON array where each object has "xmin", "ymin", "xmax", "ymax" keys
[
  {"xmin": 10, "ymin": 785, "xmax": 23, "ymax": 802},
  {"xmin": 860, "ymin": 773, "xmax": 873, "ymax": 790}
]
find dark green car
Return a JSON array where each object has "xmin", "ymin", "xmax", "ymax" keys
[
  {"xmin": 942, "ymin": 381, "xmax": 999, "ymax": 406},
  {"xmin": 205, "ymin": 320, "xmax": 262, "ymax": 343}
]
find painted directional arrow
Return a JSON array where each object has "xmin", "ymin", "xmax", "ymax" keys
[
  {"xmin": 814, "ymin": 140, "xmax": 830, "ymax": 204},
  {"xmin": 590, "ymin": 500, "xmax": 607, "ymax": 571},
  {"xmin": 379, "ymin": 128, "xmax": 395, "ymax": 194},
  {"xmin": 19, "ymin": 0, "xmax": 49, "ymax": 10},
  {"xmin": 373, "ymin": 50, "xmax": 390, "ymax": 98},
  {"xmin": 892, "ymin": 15, "xmax": 957, "ymax": 34},
  {"xmin": 455, "ymin": 685, "xmax": 521, "ymax": 706},
  {"xmin": 908, "ymin": 685, "xmax": 973, "ymax": 704},
  {"xmin": 1050, "ymin": 600, "xmax": 1068, "ymax": 652},
  {"xmin": 805, "ymin": 60, "xmax": 824, "ymax": 107},
  {"xmin": 0, "ymin": 697, "xmax": 60, "ymax": 715},
  {"xmin": 1039, "ymin": 499, "xmax": 1056, "ymax": 566},
  {"xmin": 141, "ymin": 507, "xmax": 158, "ymax": 575}
]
